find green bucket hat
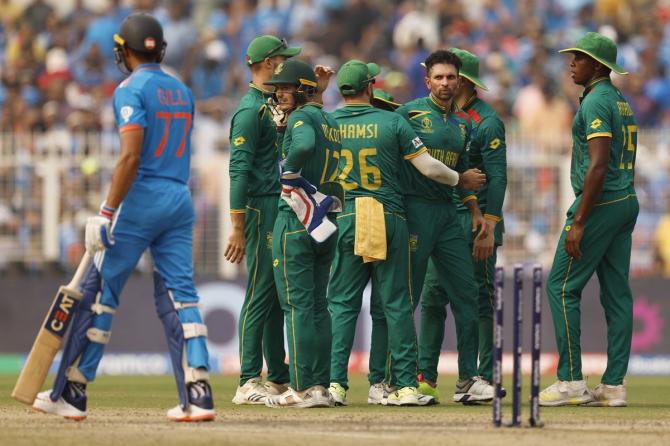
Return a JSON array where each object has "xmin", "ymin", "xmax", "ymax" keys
[
  {"xmin": 336, "ymin": 60, "xmax": 381, "ymax": 95},
  {"xmin": 448, "ymin": 48, "xmax": 488, "ymax": 91},
  {"xmin": 371, "ymin": 88, "xmax": 401, "ymax": 111},
  {"xmin": 246, "ymin": 35, "xmax": 301, "ymax": 66},
  {"xmin": 558, "ymin": 32, "xmax": 628, "ymax": 75},
  {"xmin": 263, "ymin": 59, "xmax": 317, "ymax": 91}
]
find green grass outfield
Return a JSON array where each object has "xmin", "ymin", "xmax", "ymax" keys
[{"xmin": 1, "ymin": 374, "xmax": 669, "ymax": 446}]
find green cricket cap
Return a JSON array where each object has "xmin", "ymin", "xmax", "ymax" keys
[
  {"xmin": 558, "ymin": 32, "xmax": 628, "ymax": 75},
  {"xmin": 246, "ymin": 35, "xmax": 301, "ymax": 66},
  {"xmin": 336, "ymin": 59, "xmax": 381, "ymax": 96},
  {"xmin": 371, "ymin": 88, "xmax": 401, "ymax": 110},
  {"xmin": 263, "ymin": 59, "xmax": 317, "ymax": 89},
  {"xmin": 448, "ymin": 47, "xmax": 489, "ymax": 91}
]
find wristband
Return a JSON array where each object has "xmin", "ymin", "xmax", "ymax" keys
[{"xmin": 100, "ymin": 205, "xmax": 116, "ymax": 219}]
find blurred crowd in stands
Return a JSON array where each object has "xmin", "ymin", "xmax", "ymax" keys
[{"xmin": 0, "ymin": 0, "xmax": 669, "ymax": 277}]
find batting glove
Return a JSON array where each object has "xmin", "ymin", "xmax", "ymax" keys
[{"xmin": 85, "ymin": 204, "xmax": 116, "ymax": 253}]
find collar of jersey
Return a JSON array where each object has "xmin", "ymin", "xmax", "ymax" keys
[
  {"xmin": 343, "ymin": 102, "xmax": 372, "ymax": 108},
  {"xmin": 249, "ymin": 82, "xmax": 273, "ymax": 97},
  {"xmin": 581, "ymin": 76, "xmax": 610, "ymax": 102},
  {"xmin": 428, "ymin": 94, "xmax": 457, "ymax": 114},
  {"xmin": 462, "ymin": 91, "xmax": 479, "ymax": 110},
  {"xmin": 134, "ymin": 63, "xmax": 161, "ymax": 70},
  {"xmin": 298, "ymin": 102, "xmax": 323, "ymax": 109}
]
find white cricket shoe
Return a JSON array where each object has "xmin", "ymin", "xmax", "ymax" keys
[
  {"xmin": 367, "ymin": 383, "xmax": 386, "ymax": 405},
  {"xmin": 386, "ymin": 386, "xmax": 433, "ymax": 406},
  {"xmin": 167, "ymin": 404, "xmax": 216, "ymax": 422},
  {"xmin": 369, "ymin": 383, "xmax": 397, "ymax": 405},
  {"xmin": 32, "ymin": 390, "xmax": 87, "ymax": 421},
  {"xmin": 232, "ymin": 377, "xmax": 268, "ymax": 405},
  {"xmin": 539, "ymin": 380, "xmax": 593, "ymax": 406},
  {"xmin": 453, "ymin": 376, "xmax": 494, "ymax": 404},
  {"xmin": 265, "ymin": 385, "xmax": 332, "ymax": 408},
  {"xmin": 586, "ymin": 383, "xmax": 627, "ymax": 407},
  {"xmin": 328, "ymin": 382, "xmax": 347, "ymax": 406},
  {"xmin": 264, "ymin": 381, "xmax": 289, "ymax": 396}
]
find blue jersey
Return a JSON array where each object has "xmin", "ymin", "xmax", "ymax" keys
[{"xmin": 113, "ymin": 63, "xmax": 195, "ymax": 184}]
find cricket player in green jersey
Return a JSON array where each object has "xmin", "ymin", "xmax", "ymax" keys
[
  {"xmin": 416, "ymin": 48, "xmax": 508, "ymax": 401},
  {"xmin": 326, "ymin": 60, "xmax": 486, "ymax": 406},
  {"xmin": 540, "ymin": 32, "xmax": 638, "ymax": 407},
  {"xmin": 393, "ymin": 50, "xmax": 494, "ymax": 404},
  {"xmin": 226, "ymin": 35, "xmax": 300, "ymax": 405},
  {"xmin": 262, "ymin": 59, "xmax": 343, "ymax": 408}
]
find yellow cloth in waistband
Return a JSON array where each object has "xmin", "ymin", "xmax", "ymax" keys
[{"xmin": 354, "ymin": 196, "xmax": 387, "ymax": 263}]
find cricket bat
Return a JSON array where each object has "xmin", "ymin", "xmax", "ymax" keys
[{"xmin": 11, "ymin": 252, "xmax": 93, "ymax": 405}]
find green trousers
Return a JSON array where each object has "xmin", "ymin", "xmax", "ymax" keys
[
  {"xmin": 419, "ymin": 211, "xmax": 503, "ymax": 382},
  {"xmin": 547, "ymin": 188, "xmax": 638, "ymax": 385},
  {"xmin": 238, "ymin": 196, "xmax": 289, "ymax": 386},
  {"xmin": 404, "ymin": 200, "xmax": 479, "ymax": 382},
  {"xmin": 272, "ymin": 210, "xmax": 336, "ymax": 391},
  {"xmin": 328, "ymin": 203, "xmax": 418, "ymax": 389}
]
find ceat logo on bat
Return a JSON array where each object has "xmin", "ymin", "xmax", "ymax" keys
[
  {"xmin": 144, "ymin": 37, "xmax": 156, "ymax": 50},
  {"xmin": 44, "ymin": 292, "xmax": 80, "ymax": 337}
]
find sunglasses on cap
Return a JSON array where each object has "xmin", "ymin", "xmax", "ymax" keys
[{"xmin": 264, "ymin": 38, "xmax": 288, "ymax": 59}]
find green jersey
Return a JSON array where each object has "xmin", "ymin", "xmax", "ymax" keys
[
  {"xmin": 229, "ymin": 84, "xmax": 281, "ymax": 212},
  {"xmin": 329, "ymin": 104, "xmax": 427, "ymax": 213},
  {"xmin": 571, "ymin": 77, "xmax": 637, "ymax": 195},
  {"xmin": 454, "ymin": 96, "xmax": 507, "ymax": 222},
  {"xmin": 396, "ymin": 96, "xmax": 473, "ymax": 203},
  {"xmin": 279, "ymin": 102, "xmax": 342, "ymax": 211}
]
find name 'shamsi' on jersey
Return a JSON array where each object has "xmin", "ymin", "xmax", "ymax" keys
[
  {"xmin": 571, "ymin": 78, "xmax": 637, "ymax": 195},
  {"xmin": 329, "ymin": 104, "xmax": 427, "ymax": 213},
  {"xmin": 113, "ymin": 63, "xmax": 195, "ymax": 185}
]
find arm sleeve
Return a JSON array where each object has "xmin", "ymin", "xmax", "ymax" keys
[
  {"xmin": 284, "ymin": 113, "xmax": 315, "ymax": 173},
  {"xmin": 583, "ymin": 93, "xmax": 613, "ymax": 140},
  {"xmin": 113, "ymin": 86, "xmax": 147, "ymax": 133},
  {"xmin": 409, "ymin": 152, "xmax": 460, "ymax": 186},
  {"xmin": 395, "ymin": 116, "xmax": 428, "ymax": 160},
  {"xmin": 479, "ymin": 117, "xmax": 507, "ymax": 221},
  {"xmin": 229, "ymin": 107, "xmax": 260, "ymax": 212},
  {"xmin": 457, "ymin": 122, "xmax": 476, "ymax": 203}
]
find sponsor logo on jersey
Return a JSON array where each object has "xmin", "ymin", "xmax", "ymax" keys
[
  {"xmin": 489, "ymin": 138, "xmax": 501, "ymax": 149},
  {"xmin": 120, "ymin": 106, "xmax": 134, "ymax": 123},
  {"xmin": 273, "ymin": 259, "xmax": 279, "ymax": 267},
  {"xmin": 293, "ymin": 120, "xmax": 304, "ymax": 129},
  {"xmin": 411, "ymin": 137, "xmax": 423, "ymax": 149},
  {"xmin": 144, "ymin": 37, "xmax": 156, "ymax": 51},
  {"xmin": 234, "ymin": 136, "xmax": 246, "ymax": 146},
  {"xmin": 266, "ymin": 232, "xmax": 273, "ymax": 249},
  {"xmin": 459, "ymin": 123, "xmax": 466, "ymax": 139},
  {"xmin": 590, "ymin": 118, "xmax": 602, "ymax": 129}
]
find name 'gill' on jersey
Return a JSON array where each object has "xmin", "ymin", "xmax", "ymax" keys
[{"xmin": 113, "ymin": 63, "xmax": 195, "ymax": 185}]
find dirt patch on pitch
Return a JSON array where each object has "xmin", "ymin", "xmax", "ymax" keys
[{"xmin": 1, "ymin": 405, "xmax": 670, "ymax": 446}]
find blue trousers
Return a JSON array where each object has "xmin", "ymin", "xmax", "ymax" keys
[{"xmin": 78, "ymin": 178, "xmax": 209, "ymax": 380}]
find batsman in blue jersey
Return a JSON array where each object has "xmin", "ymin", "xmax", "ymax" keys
[{"xmin": 32, "ymin": 13, "xmax": 215, "ymax": 422}]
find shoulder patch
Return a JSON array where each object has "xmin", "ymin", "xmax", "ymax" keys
[
  {"xmin": 466, "ymin": 108, "xmax": 482, "ymax": 124},
  {"xmin": 293, "ymin": 120, "xmax": 304, "ymax": 129},
  {"xmin": 590, "ymin": 118, "xmax": 602, "ymax": 129},
  {"xmin": 489, "ymin": 138, "xmax": 501, "ymax": 150},
  {"xmin": 234, "ymin": 136, "xmax": 246, "ymax": 146},
  {"xmin": 120, "ymin": 106, "xmax": 134, "ymax": 123},
  {"xmin": 455, "ymin": 110, "xmax": 472, "ymax": 124},
  {"xmin": 411, "ymin": 136, "xmax": 423, "ymax": 149},
  {"xmin": 408, "ymin": 110, "xmax": 430, "ymax": 120}
]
